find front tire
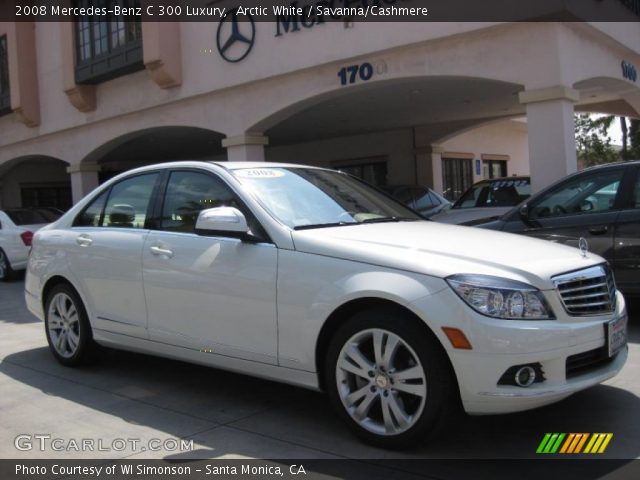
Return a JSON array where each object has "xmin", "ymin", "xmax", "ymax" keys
[
  {"xmin": 45, "ymin": 284, "xmax": 98, "ymax": 366},
  {"xmin": 325, "ymin": 308, "xmax": 456, "ymax": 449},
  {"xmin": 0, "ymin": 248, "xmax": 14, "ymax": 281}
]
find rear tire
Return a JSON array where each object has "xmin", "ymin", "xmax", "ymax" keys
[
  {"xmin": 325, "ymin": 307, "xmax": 456, "ymax": 449},
  {"xmin": 0, "ymin": 248, "xmax": 14, "ymax": 281},
  {"xmin": 44, "ymin": 284, "xmax": 99, "ymax": 366}
]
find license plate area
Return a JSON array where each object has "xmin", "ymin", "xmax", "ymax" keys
[{"xmin": 606, "ymin": 313, "xmax": 628, "ymax": 358}]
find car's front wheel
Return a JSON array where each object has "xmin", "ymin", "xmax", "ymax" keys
[
  {"xmin": 325, "ymin": 308, "xmax": 456, "ymax": 449},
  {"xmin": 45, "ymin": 284, "xmax": 98, "ymax": 366},
  {"xmin": 0, "ymin": 248, "xmax": 14, "ymax": 281}
]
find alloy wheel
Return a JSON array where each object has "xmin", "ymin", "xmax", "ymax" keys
[
  {"xmin": 335, "ymin": 328, "xmax": 427, "ymax": 436},
  {"xmin": 47, "ymin": 293, "xmax": 81, "ymax": 358}
]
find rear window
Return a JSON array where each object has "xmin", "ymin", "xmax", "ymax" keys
[{"xmin": 4, "ymin": 209, "xmax": 54, "ymax": 226}]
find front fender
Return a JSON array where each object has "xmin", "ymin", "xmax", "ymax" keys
[{"xmin": 276, "ymin": 249, "xmax": 447, "ymax": 372}]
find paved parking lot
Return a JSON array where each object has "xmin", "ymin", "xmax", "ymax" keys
[{"xmin": 1, "ymin": 277, "xmax": 639, "ymax": 465}]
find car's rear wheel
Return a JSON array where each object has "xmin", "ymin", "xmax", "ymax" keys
[
  {"xmin": 0, "ymin": 249, "xmax": 14, "ymax": 281},
  {"xmin": 325, "ymin": 308, "xmax": 456, "ymax": 449},
  {"xmin": 45, "ymin": 284, "xmax": 98, "ymax": 366}
]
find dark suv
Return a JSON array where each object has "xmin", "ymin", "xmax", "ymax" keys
[{"xmin": 477, "ymin": 161, "xmax": 640, "ymax": 297}]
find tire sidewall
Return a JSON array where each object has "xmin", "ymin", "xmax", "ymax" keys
[
  {"xmin": 44, "ymin": 284, "xmax": 95, "ymax": 366},
  {"xmin": 0, "ymin": 248, "xmax": 12, "ymax": 282},
  {"xmin": 325, "ymin": 308, "xmax": 455, "ymax": 449}
]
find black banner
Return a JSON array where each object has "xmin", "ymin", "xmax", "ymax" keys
[
  {"xmin": 2, "ymin": 459, "xmax": 640, "ymax": 480},
  {"xmin": 2, "ymin": 0, "xmax": 640, "ymax": 22}
]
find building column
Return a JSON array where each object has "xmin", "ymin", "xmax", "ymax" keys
[
  {"xmin": 413, "ymin": 145, "xmax": 444, "ymax": 191},
  {"xmin": 519, "ymin": 86, "xmax": 579, "ymax": 193},
  {"xmin": 222, "ymin": 134, "xmax": 269, "ymax": 162},
  {"xmin": 67, "ymin": 164, "xmax": 100, "ymax": 204},
  {"xmin": 430, "ymin": 145, "xmax": 445, "ymax": 193}
]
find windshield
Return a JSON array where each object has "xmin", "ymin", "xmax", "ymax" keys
[
  {"xmin": 453, "ymin": 178, "xmax": 530, "ymax": 209},
  {"xmin": 231, "ymin": 167, "xmax": 421, "ymax": 229}
]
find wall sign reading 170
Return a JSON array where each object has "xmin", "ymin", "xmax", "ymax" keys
[{"xmin": 338, "ymin": 61, "xmax": 387, "ymax": 86}]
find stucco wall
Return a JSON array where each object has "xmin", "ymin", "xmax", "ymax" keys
[{"xmin": 441, "ymin": 119, "xmax": 530, "ymax": 182}]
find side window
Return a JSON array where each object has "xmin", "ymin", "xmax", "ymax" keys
[
  {"xmin": 413, "ymin": 188, "xmax": 436, "ymax": 210},
  {"xmin": 74, "ymin": 190, "xmax": 109, "ymax": 227},
  {"xmin": 392, "ymin": 187, "xmax": 414, "ymax": 208},
  {"xmin": 161, "ymin": 171, "xmax": 244, "ymax": 233},
  {"xmin": 529, "ymin": 170, "xmax": 624, "ymax": 219},
  {"xmin": 103, "ymin": 173, "xmax": 159, "ymax": 229}
]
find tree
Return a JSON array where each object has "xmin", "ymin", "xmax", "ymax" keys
[
  {"xmin": 628, "ymin": 118, "xmax": 640, "ymax": 159},
  {"xmin": 574, "ymin": 114, "xmax": 619, "ymax": 167}
]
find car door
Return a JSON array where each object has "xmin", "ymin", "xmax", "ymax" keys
[
  {"xmin": 508, "ymin": 167, "xmax": 627, "ymax": 261},
  {"xmin": 612, "ymin": 165, "xmax": 640, "ymax": 295},
  {"xmin": 68, "ymin": 171, "xmax": 161, "ymax": 337},
  {"xmin": 142, "ymin": 169, "xmax": 278, "ymax": 365}
]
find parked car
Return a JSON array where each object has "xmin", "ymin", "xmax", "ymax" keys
[
  {"xmin": 431, "ymin": 176, "xmax": 531, "ymax": 224},
  {"xmin": 25, "ymin": 162, "xmax": 627, "ymax": 448},
  {"xmin": 381, "ymin": 185, "xmax": 451, "ymax": 218},
  {"xmin": 477, "ymin": 161, "xmax": 640, "ymax": 297},
  {"xmin": 0, "ymin": 208, "xmax": 62, "ymax": 280}
]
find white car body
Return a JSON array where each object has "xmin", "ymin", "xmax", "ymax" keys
[
  {"xmin": 25, "ymin": 162, "xmax": 627, "ymax": 429},
  {"xmin": 0, "ymin": 210, "xmax": 47, "ymax": 274}
]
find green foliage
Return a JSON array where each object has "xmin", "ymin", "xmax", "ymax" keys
[
  {"xmin": 627, "ymin": 118, "xmax": 640, "ymax": 160},
  {"xmin": 574, "ymin": 114, "xmax": 619, "ymax": 167}
]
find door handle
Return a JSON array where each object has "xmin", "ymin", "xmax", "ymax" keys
[
  {"xmin": 76, "ymin": 235, "xmax": 93, "ymax": 247},
  {"xmin": 150, "ymin": 245, "xmax": 174, "ymax": 258},
  {"xmin": 588, "ymin": 226, "xmax": 608, "ymax": 235}
]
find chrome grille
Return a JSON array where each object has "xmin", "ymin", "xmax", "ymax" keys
[{"xmin": 553, "ymin": 264, "xmax": 616, "ymax": 316}]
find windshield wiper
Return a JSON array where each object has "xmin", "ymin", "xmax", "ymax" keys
[
  {"xmin": 359, "ymin": 216, "xmax": 418, "ymax": 224},
  {"xmin": 294, "ymin": 217, "xmax": 417, "ymax": 230},
  {"xmin": 294, "ymin": 222, "xmax": 356, "ymax": 231}
]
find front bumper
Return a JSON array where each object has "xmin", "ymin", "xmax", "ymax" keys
[{"xmin": 409, "ymin": 288, "xmax": 628, "ymax": 415}]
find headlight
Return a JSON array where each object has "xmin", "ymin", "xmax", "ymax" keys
[{"xmin": 446, "ymin": 274, "xmax": 554, "ymax": 320}]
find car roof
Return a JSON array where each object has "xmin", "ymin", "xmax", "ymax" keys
[
  {"xmin": 582, "ymin": 160, "xmax": 640, "ymax": 171},
  {"xmin": 475, "ymin": 176, "xmax": 530, "ymax": 182},
  {"xmin": 106, "ymin": 161, "xmax": 328, "ymax": 177},
  {"xmin": 383, "ymin": 185, "xmax": 434, "ymax": 190}
]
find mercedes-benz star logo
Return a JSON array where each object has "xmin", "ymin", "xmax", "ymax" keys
[
  {"xmin": 216, "ymin": 9, "xmax": 255, "ymax": 63},
  {"xmin": 578, "ymin": 237, "xmax": 589, "ymax": 258}
]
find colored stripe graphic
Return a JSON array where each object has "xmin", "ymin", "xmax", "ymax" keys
[
  {"xmin": 536, "ymin": 433, "xmax": 565, "ymax": 453},
  {"xmin": 537, "ymin": 433, "xmax": 613, "ymax": 454}
]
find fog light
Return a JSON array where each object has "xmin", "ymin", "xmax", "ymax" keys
[
  {"xmin": 514, "ymin": 366, "xmax": 536, "ymax": 387},
  {"xmin": 498, "ymin": 363, "xmax": 545, "ymax": 387}
]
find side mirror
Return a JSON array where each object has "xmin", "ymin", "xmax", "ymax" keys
[
  {"xmin": 195, "ymin": 207, "xmax": 249, "ymax": 234},
  {"xmin": 519, "ymin": 204, "xmax": 529, "ymax": 219}
]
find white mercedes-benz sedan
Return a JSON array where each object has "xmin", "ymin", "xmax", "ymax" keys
[{"xmin": 25, "ymin": 162, "xmax": 628, "ymax": 449}]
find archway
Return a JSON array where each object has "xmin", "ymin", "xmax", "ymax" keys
[
  {"xmin": 0, "ymin": 155, "xmax": 70, "ymax": 209},
  {"xmin": 81, "ymin": 126, "xmax": 226, "ymax": 183}
]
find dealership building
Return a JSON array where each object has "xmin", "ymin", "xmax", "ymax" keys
[{"xmin": 0, "ymin": 5, "xmax": 639, "ymax": 210}]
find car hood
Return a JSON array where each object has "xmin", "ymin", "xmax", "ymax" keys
[
  {"xmin": 430, "ymin": 207, "xmax": 510, "ymax": 224},
  {"xmin": 291, "ymin": 221, "xmax": 604, "ymax": 290}
]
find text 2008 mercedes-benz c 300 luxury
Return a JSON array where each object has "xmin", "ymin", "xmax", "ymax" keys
[{"xmin": 25, "ymin": 162, "xmax": 627, "ymax": 448}]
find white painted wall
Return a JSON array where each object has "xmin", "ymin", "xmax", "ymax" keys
[{"xmin": 441, "ymin": 119, "xmax": 530, "ymax": 183}]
